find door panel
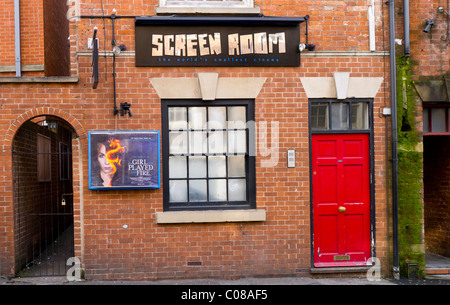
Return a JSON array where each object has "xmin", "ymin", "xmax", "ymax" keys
[
  {"xmin": 318, "ymin": 215, "xmax": 339, "ymax": 253},
  {"xmin": 317, "ymin": 140, "xmax": 337, "ymax": 158},
  {"xmin": 317, "ymin": 166, "xmax": 337, "ymax": 203},
  {"xmin": 312, "ymin": 134, "xmax": 371, "ymax": 267},
  {"xmin": 344, "ymin": 214, "xmax": 365, "ymax": 251},
  {"xmin": 343, "ymin": 165, "xmax": 363, "ymax": 202}
]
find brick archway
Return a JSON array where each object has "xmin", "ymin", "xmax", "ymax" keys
[
  {"xmin": 3, "ymin": 107, "xmax": 87, "ymax": 150},
  {"xmin": 0, "ymin": 107, "xmax": 87, "ymax": 276}
]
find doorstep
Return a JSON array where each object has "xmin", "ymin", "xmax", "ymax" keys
[
  {"xmin": 310, "ymin": 267, "xmax": 371, "ymax": 274},
  {"xmin": 425, "ymin": 253, "xmax": 450, "ymax": 275},
  {"xmin": 426, "ymin": 268, "xmax": 450, "ymax": 275}
]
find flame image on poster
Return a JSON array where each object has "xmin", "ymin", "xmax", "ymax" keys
[{"xmin": 105, "ymin": 138, "xmax": 125, "ymax": 176}]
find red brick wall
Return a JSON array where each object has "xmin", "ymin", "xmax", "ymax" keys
[
  {"xmin": 395, "ymin": 0, "xmax": 449, "ymax": 78},
  {"xmin": 407, "ymin": 0, "xmax": 450, "ymax": 78},
  {"xmin": 20, "ymin": 0, "xmax": 44, "ymax": 68},
  {"xmin": 0, "ymin": 0, "xmax": 15, "ymax": 66},
  {"xmin": 0, "ymin": 0, "xmax": 393, "ymax": 279},
  {"xmin": 0, "ymin": 0, "xmax": 69, "ymax": 77},
  {"xmin": 0, "ymin": 0, "xmax": 44, "ymax": 77}
]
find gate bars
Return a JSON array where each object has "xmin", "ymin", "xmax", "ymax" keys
[{"xmin": 12, "ymin": 120, "xmax": 74, "ymax": 276}]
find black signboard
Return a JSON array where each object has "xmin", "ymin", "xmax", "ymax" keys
[
  {"xmin": 89, "ymin": 131, "xmax": 160, "ymax": 190},
  {"xmin": 135, "ymin": 16, "xmax": 305, "ymax": 67}
]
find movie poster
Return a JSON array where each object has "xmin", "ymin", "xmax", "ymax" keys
[{"xmin": 89, "ymin": 131, "xmax": 160, "ymax": 190}]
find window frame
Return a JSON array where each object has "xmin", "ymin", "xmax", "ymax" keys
[
  {"xmin": 308, "ymin": 98, "xmax": 376, "ymax": 267},
  {"xmin": 161, "ymin": 99, "xmax": 256, "ymax": 212},
  {"xmin": 159, "ymin": 0, "xmax": 254, "ymax": 8},
  {"xmin": 423, "ymin": 104, "xmax": 450, "ymax": 135},
  {"xmin": 37, "ymin": 134, "xmax": 52, "ymax": 182},
  {"xmin": 309, "ymin": 98, "xmax": 373, "ymax": 133},
  {"xmin": 59, "ymin": 142, "xmax": 71, "ymax": 181}
]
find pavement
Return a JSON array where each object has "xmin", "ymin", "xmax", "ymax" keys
[
  {"xmin": 1, "ymin": 274, "xmax": 447, "ymax": 304},
  {"xmin": 1, "ymin": 274, "xmax": 448, "ymax": 285}
]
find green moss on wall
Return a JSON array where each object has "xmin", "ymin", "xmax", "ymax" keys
[
  {"xmin": 397, "ymin": 56, "xmax": 419, "ymax": 146},
  {"xmin": 396, "ymin": 55, "xmax": 425, "ymax": 278}
]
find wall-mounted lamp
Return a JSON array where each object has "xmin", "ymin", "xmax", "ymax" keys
[
  {"xmin": 423, "ymin": 20, "xmax": 435, "ymax": 33},
  {"xmin": 438, "ymin": 6, "xmax": 449, "ymax": 15},
  {"xmin": 112, "ymin": 44, "xmax": 127, "ymax": 55},
  {"xmin": 298, "ymin": 43, "xmax": 316, "ymax": 52},
  {"xmin": 120, "ymin": 102, "xmax": 132, "ymax": 117}
]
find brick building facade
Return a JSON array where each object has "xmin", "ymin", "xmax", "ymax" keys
[
  {"xmin": 394, "ymin": 0, "xmax": 449, "ymax": 277},
  {"xmin": 0, "ymin": 0, "xmax": 445, "ymax": 281}
]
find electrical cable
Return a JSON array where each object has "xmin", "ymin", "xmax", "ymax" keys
[{"xmin": 100, "ymin": 0, "xmax": 107, "ymax": 81}]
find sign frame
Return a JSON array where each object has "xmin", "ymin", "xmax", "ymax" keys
[
  {"xmin": 89, "ymin": 131, "xmax": 160, "ymax": 190},
  {"xmin": 135, "ymin": 16, "xmax": 306, "ymax": 67}
]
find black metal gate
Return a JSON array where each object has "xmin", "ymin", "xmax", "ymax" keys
[{"xmin": 12, "ymin": 117, "xmax": 74, "ymax": 277}]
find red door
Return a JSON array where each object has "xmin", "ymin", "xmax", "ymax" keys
[{"xmin": 312, "ymin": 134, "xmax": 371, "ymax": 267}]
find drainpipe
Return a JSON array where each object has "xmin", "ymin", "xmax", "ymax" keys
[
  {"xmin": 368, "ymin": 0, "xmax": 376, "ymax": 51},
  {"xmin": 14, "ymin": 0, "xmax": 21, "ymax": 77},
  {"xmin": 388, "ymin": 0, "xmax": 400, "ymax": 280},
  {"xmin": 111, "ymin": 12, "xmax": 119, "ymax": 116},
  {"xmin": 404, "ymin": 0, "xmax": 410, "ymax": 56}
]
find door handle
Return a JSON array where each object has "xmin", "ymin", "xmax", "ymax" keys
[{"xmin": 338, "ymin": 206, "xmax": 346, "ymax": 213}]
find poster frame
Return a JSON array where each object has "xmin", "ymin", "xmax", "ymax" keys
[{"xmin": 88, "ymin": 131, "xmax": 161, "ymax": 190}]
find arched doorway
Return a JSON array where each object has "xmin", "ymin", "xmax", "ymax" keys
[{"xmin": 12, "ymin": 115, "xmax": 75, "ymax": 276}]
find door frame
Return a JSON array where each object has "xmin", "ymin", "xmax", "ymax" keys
[{"xmin": 308, "ymin": 98, "xmax": 376, "ymax": 269}]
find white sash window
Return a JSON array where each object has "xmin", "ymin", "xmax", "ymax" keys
[{"xmin": 160, "ymin": 0, "xmax": 254, "ymax": 8}]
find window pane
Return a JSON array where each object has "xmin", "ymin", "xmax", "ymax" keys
[
  {"xmin": 60, "ymin": 143, "xmax": 69, "ymax": 180},
  {"xmin": 310, "ymin": 103, "xmax": 329, "ymax": 130},
  {"xmin": 208, "ymin": 131, "xmax": 227, "ymax": 154},
  {"xmin": 228, "ymin": 120, "xmax": 246, "ymax": 130},
  {"xmin": 432, "ymin": 108, "xmax": 447, "ymax": 132},
  {"xmin": 423, "ymin": 108, "xmax": 430, "ymax": 132},
  {"xmin": 38, "ymin": 134, "xmax": 51, "ymax": 181},
  {"xmin": 169, "ymin": 107, "xmax": 187, "ymax": 130},
  {"xmin": 189, "ymin": 107, "xmax": 206, "ymax": 129},
  {"xmin": 351, "ymin": 103, "xmax": 369, "ymax": 129},
  {"xmin": 189, "ymin": 156, "xmax": 206, "ymax": 178},
  {"xmin": 228, "ymin": 179, "xmax": 246, "ymax": 201},
  {"xmin": 164, "ymin": 0, "xmax": 252, "ymax": 8},
  {"xmin": 208, "ymin": 107, "xmax": 226, "ymax": 129},
  {"xmin": 228, "ymin": 130, "xmax": 246, "ymax": 154},
  {"xmin": 228, "ymin": 155, "xmax": 245, "ymax": 177},
  {"xmin": 38, "ymin": 153, "xmax": 46, "ymax": 181},
  {"xmin": 209, "ymin": 179, "xmax": 227, "ymax": 201},
  {"xmin": 169, "ymin": 180, "xmax": 187, "ymax": 202},
  {"xmin": 189, "ymin": 180, "xmax": 207, "ymax": 202},
  {"xmin": 208, "ymin": 156, "xmax": 226, "ymax": 177},
  {"xmin": 164, "ymin": 102, "xmax": 254, "ymax": 209},
  {"xmin": 228, "ymin": 106, "xmax": 246, "ymax": 124},
  {"xmin": 331, "ymin": 103, "xmax": 349, "ymax": 130},
  {"xmin": 169, "ymin": 131, "xmax": 188, "ymax": 154},
  {"xmin": 189, "ymin": 131, "xmax": 207, "ymax": 154},
  {"xmin": 169, "ymin": 156, "xmax": 187, "ymax": 178}
]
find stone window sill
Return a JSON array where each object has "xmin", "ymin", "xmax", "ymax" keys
[
  {"xmin": 156, "ymin": 209, "xmax": 266, "ymax": 224},
  {"xmin": 0, "ymin": 76, "xmax": 79, "ymax": 83}
]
